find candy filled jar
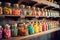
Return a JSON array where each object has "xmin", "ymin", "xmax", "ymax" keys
[
  {"xmin": 42, "ymin": 19, "xmax": 48, "ymax": 31},
  {"xmin": 38, "ymin": 21, "xmax": 42, "ymax": 32},
  {"xmin": 26, "ymin": 6, "xmax": 32, "ymax": 16},
  {"xmin": 3, "ymin": 24, "xmax": 11, "ymax": 39},
  {"xmin": 11, "ymin": 23, "xmax": 18, "ymax": 37},
  {"xmin": 32, "ymin": 7, "xmax": 36, "ymax": 16},
  {"xmin": 41, "ymin": 8, "xmax": 46, "ymax": 17},
  {"xmin": 4, "ymin": 2, "xmax": 12, "ymax": 15},
  {"xmin": 0, "ymin": 2, "xmax": 3, "ymax": 15},
  {"xmin": 12, "ymin": 4, "xmax": 20, "ymax": 15},
  {"xmin": 18, "ymin": 23, "xmax": 28, "ymax": 36},
  {"xmin": 33, "ymin": 22, "xmax": 39, "ymax": 33},
  {"xmin": 20, "ymin": 5, "xmax": 26, "ymax": 16},
  {"xmin": 36, "ymin": 8, "xmax": 41, "ymax": 16},
  {"xmin": 0, "ymin": 26, "xmax": 3, "ymax": 39},
  {"xmin": 27, "ymin": 22, "xmax": 34, "ymax": 35}
]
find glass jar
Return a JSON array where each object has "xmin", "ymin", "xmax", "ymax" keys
[
  {"xmin": 47, "ymin": 10, "xmax": 51, "ymax": 17},
  {"xmin": 36, "ymin": 8, "xmax": 41, "ymax": 16},
  {"xmin": 4, "ymin": 2, "xmax": 12, "ymax": 15},
  {"xmin": 33, "ymin": 21, "xmax": 39, "ymax": 33},
  {"xmin": 20, "ymin": 5, "xmax": 26, "ymax": 16},
  {"xmin": 41, "ymin": 8, "xmax": 46, "ymax": 17},
  {"xmin": 18, "ymin": 22, "xmax": 28, "ymax": 36},
  {"xmin": 38, "ymin": 21, "xmax": 42, "ymax": 32},
  {"xmin": 27, "ymin": 22, "xmax": 34, "ymax": 35},
  {"xmin": 0, "ymin": 2, "xmax": 2, "ymax": 15},
  {"xmin": 12, "ymin": 4, "xmax": 20, "ymax": 15},
  {"xmin": 42, "ymin": 19, "xmax": 48, "ymax": 31},
  {"xmin": 3, "ymin": 24, "xmax": 11, "ymax": 39},
  {"xmin": 11, "ymin": 23, "xmax": 18, "ymax": 37},
  {"xmin": 47, "ymin": 20, "xmax": 51, "ymax": 30},
  {"xmin": 26, "ymin": 6, "xmax": 32, "ymax": 16},
  {"xmin": 32, "ymin": 7, "xmax": 36, "ymax": 16},
  {"xmin": 0, "ymin": 26, "xmax": 3, "ymax": 39}
]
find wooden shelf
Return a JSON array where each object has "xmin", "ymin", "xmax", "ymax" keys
[
  {"xmin": 21, "ymin": 0, "xmax": 60, "ymax": 8},
  {"xmin": 0, "ymin": 15, "xmax": 60, "ymax": 18},
  {"xmin": 2, "ymin": 27, "xmax": 60, "ymax": 40},
  {"xmin": 32, "ymin": 0, "xmax": 60, "ymax": 8}
]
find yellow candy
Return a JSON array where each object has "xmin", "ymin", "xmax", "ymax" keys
[
  {"xmin": 33, "ymin": 24, "xmax": 39, "ymax": 33},
  {"xmin": 4, "ymin": 7, "xmax": 12, "ymax": 15}
]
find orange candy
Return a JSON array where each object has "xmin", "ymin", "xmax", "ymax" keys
[{"xmin": 12, "ymin": 9, "xmax": 20, "ymax": 15}]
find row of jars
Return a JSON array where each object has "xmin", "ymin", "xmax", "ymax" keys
[
  {"xmin": 0, "ymin": 19, "xmax": 59, "ymax": 39},
  {"xmin": 0, "ymin": 2, "xmax": 59, "ymax": 17}
]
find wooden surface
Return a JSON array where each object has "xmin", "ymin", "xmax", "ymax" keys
[
  {"xmin": 32, "ymin": 0, "xmax": 59, "ymax": 8},
  {"xmin": 1, "ymin": 27, "xmax": 60, "ymax": 40}
]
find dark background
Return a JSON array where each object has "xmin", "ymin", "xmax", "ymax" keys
[{"xmin": 0, "ymin": 0, "xmax": 60, "ymax": 4}]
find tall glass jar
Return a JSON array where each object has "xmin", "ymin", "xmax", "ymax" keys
[
  {"xmin": 18, "ymin": 22, "xmax": 28, "ymax": 36},
  {"xmin": 36, "ymin": 8, "xmax": 41, "ymax": 16},
  {"xmin": 0, "ymin": 2, "xmax": 2, "ymax": 15},
  {"xmin": 11, "ymin": 23, "xmax": 18, "ymax": 37},
  {"xmin": 38, "ymin": 21, "xmax": 42, "ymax": 32},
  {"xmin": 33, "ymin": 21, "xmax": 39, "ymax": 33},
  {"xmin": 32, "ymin": 7, "xmax": 36, "ymax": 16},
  {"xmin": 12, "ymin": 4, "xmax": 20, "ymax": 15},
  {"xmin": 0, "ymin": 26, "xmax": 3, "ymax": 39},
  {"xmin": 4, "ymin": 2, "xmax": 12, "ymax": 15},
  {"xmin": 3, "ymin": 24, "xmax": 11, "ymax": 39},
  {"xmin": 27, "ymin": 22, "xmax": 34, "ymax": 35},
  {"xmin": 26, "ymin": 6, "xmax": 32, "ymax": 16},
  {"xmin": 18, "ymin": 23, "xmax": 24, "ymax": 36},
  {"xmin": 20, "ymin": 5, "xmax": 26, "ymax": 16},
  {"xmin": 47, "ymin": 10, "xmax": 51, "ymax": 17},
  {"xmin": 41, "ymin": 8, "xmax": 46, "ymax": 17}
]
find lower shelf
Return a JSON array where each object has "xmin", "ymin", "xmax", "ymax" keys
[{"xmin": 1, "ymin": 27, "xmax": 60, "ymax": 40}]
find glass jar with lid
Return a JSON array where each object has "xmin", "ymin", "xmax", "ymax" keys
[
  {"xmin": 41, "ymin": 8, "xmax": 46, "ymax": 17},
  {"xmin": 27, "ymin": 22, "xmax": 34, "ymax": 35},
  {"xmin": 38, "ymin": 21, "xmax": 42, "ymax": 32},
  {"xmin": 12, "ymin": 4, "xmax": 20, "ymax": 15},
  {"xmin": 0, "ymin": 2, "xmax": 3, "ymax": 15},
  {"xmin": 18, "ymin": 23, "xmax": 24, "ymax": 36},
  {"xmin": 36, "ymin": 8, "xmax": 41, "ymax": 16},
  {"xmin": 26, "ymin": 6, "xmax": 32, "ymax": 16},
  {"xmin": 20, "ymin": 5, "xmax": 26, "ymax": 16},
  {"xmin": 18, "ymin": 22, "xmax": 28, "ymax": 36},
  {"xmin": 4, "ymin": 2, "xmax": 12, "ymax": 15},
  {"xmin": 3, "ymin": 24, "xmax": 11, "ymax": 39},
  {"xmin": 11, "ymin": 23, "xmax": 18, "ymax": 37},
  {"xmin": 32, "ymin": 7, "xmax": 36, "ymax": 16},
  {"xmin": 0, "ymin": 25, "xmax": 3, "ymax": 39},
  {"xmin": 33, "ymin": 21, "xmax": 39, "ymax": 33}
]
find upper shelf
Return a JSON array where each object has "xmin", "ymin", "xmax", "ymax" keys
[
  {"xmin": 20, "ymin": 0, "xmax": 60, "ymax": 10},
  {"xmin": 32, "ymin": 0, "xmax": 60, "ymax": 8}
]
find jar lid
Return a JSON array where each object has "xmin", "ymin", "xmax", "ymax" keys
[
  {"xmin": 41, "ymin": 8, "xmax": 44, "ymax": 11},
  {"xmin": 13, "ymin": 4, "xmax": 19, "ymax": 8},
  {"xmin": 20, "ymin": 5, "xmax": 25, "ymax": 8},
  {"xmin": 13, "ymin": 23, "xmax": 17, "ymax": 27},
  {"xmin": 5, "ymin": 24, "xmax": 10, "ymax": 28},
  {"xmin": 26, "ymin": 6, "xmax": 31, "ymax": 9},
  {"xmin": 32, "ymin": 7, "xmax": 36, "ymax": 10}
]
